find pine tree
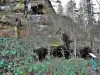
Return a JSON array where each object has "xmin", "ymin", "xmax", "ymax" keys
[
  {"xmin": 66, "ymin": 0, "xmax": 76, "ymax": 19},
  {"xmin": 57, "ymin": 2, "xmax": 63, "ymax": 15}
]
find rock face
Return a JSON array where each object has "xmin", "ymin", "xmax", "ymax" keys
[
  {"xmin": 79, "ymin": 47, "xmax": 92, "ymax": 59},
  {"xmin": 51, "ymin": 45, "xmax": 73, "ymax": 59},
  {"xmin": 51, "ymin": 33, "xmax": 73, "ymax": 59},
  {"xmin": 35, "ymin": 47, "xmax": 48, "ymax": 61},
  {"xmin": 31, "ymin": 4, "xmax": 45, "ymax": 14},
  {"xmin": 0, "ymin": 6, "xmax": 10, "ymax": 11},
  {"xmin": 35, "ymin": 33, "xmax": 73, "ymax": 61},
  {"xmin": 35, "ymin": 34, "xmax": 93, "ymax": 61}
]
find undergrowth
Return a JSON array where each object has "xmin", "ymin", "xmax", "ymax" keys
[{"xmin": 0, "ymin": 38, "xmax": 94, "ymax": 75}]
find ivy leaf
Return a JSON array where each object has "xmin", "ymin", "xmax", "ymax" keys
[
  {"xmin": 7, "ymin": 65, "xmax": 11, "ymax": 69},
  {"xmin": 10, "ymin": 51, "xmax": 17, "ymax": 55},
  {"xmin": 0, "ymin": 60, "xmax": 4, "ymax": 67}
]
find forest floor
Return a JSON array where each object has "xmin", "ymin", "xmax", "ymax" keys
[{"xmin": 0, "ymin": 2, "xmax": 100, "ymax": 75}]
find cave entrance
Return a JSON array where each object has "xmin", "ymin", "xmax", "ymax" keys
[{"xmin": 31, "ymin": 4, "xmax": 46, "ymax": 15}]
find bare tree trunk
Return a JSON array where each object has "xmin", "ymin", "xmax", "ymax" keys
[
  {"xmin": 24, "ymin": 0, "xmax": 30, "ymax": 18},
  {"xmin": 74, "ymin": 34, "xmax": 76, "ymax": 58},
  {"xmin": 90, "ymin": 33, "xmax": 94, "ymax": 53}
]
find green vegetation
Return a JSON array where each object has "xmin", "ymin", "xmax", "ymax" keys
[
  {"xmin": 0, "ymin": 38, "xmax": 94, "ymax": 75},
  {"xmin": 0, "ymin": 0, "xmax": 100, "ymax": 74}
]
